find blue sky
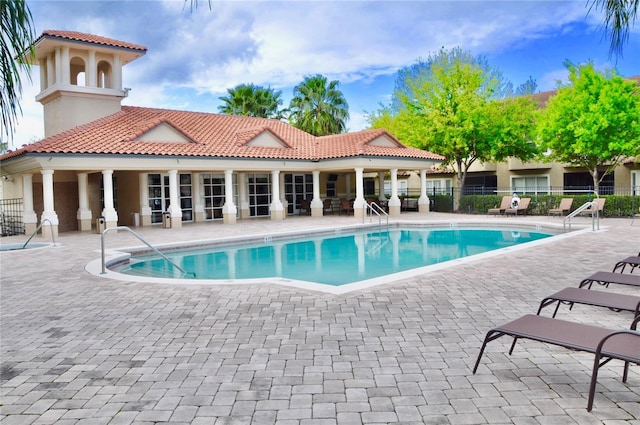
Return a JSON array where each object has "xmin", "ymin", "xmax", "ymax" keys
[{"xmin": 10, "ymin": 0, "xmax": 640, "ymax": 150}]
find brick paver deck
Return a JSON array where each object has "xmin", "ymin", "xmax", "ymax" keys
[{"xmin": 1, "ymin": 213, "xmax": 639, "ymax": 424}]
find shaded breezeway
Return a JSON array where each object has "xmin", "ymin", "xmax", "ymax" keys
[{"xmin": 1, "ymin": 213, "xmax": 639, "ymax": 424}]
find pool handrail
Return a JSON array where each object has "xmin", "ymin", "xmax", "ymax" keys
[
  {"xmin": 100, "ymin": 226, "xmax": 191, "ymax": 277},
  {"xmin": 563, "ymin": 200, "xmax": 600, "ymax": 231},
  {"xmin": 22, "ymin": 218, "xmax": 56, "ymax": 249},
  {"xmin": 364, "ymin": 202, "xmax": 389, "ymax": 228}
]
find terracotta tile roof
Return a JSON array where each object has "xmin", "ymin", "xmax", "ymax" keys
[
  {"xmin": 1, "ymin": 107, "xmax": 444, "ymax": 162},
  {"xmin": 530, "ymin": 74, "xmax": 640, "ymax": 107},
  {"xmin": 38, "ymin": 30, "xmax": 147, "ymax": 52}
]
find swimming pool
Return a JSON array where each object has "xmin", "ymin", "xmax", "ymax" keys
[{"xmin": 114, "ymin": 226, "xmax": 555, "ymax": 288}]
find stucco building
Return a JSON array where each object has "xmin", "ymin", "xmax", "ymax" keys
[{"xmin": 0, "ymin": 30, "xmax": 443, "ymax": 237}]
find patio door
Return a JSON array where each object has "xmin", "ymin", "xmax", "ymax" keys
[
  {"xmin": 285, "ymin": 174, "xmax": 313, "ymax": 214},
  {"xmin": 247, "ymin": 173, "xmax": 272, "ymax": 217},
  {"xmin": 148, "ymin": 173, "xmax": 193, "ymax": 224}
]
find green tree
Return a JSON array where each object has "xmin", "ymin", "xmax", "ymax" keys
[
  {"xmin": 373, "ymin": 47, "xmax": 538, "ymax": 193},
  {"xmin": 1, "ymin": 0, "xmax": 36, "ymax": 145},
  {"xmin": 288, "ymin": 74, "xmax": 349, "ymax": 136},
  {"xmin": 218, "ymin": 83, "xmax": 286, "ymax": 119},
  {"xmin": 588, "ymin": 0, "xmax": 638, "ymax": 57},
  {"xmin": 537, "ymin": 62, "xmax": 640, "ymax": 191}
]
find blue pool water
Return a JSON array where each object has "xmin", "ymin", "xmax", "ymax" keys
[{"xmin": 118, "ymin": 227, "xmax": 553, "ymax": 286}]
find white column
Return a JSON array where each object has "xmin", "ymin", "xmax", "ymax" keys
[
  {"xmin": 418, "ymin": 169, "xmax": 430, "ymax": 213},
  {"xmin": 87, "ymin": 50, "xmax": 96, "ymax": 87},
  {"xmin": 54, "ymin": 48, "xmax": 63, "ymax": 86},
  {"xmin": 279, "ymin": 173, "xmax": 288, "ymax": 217},
  {"xmin": 101, "ymin": 170, "xmax": 118, "ymax": 227},
  {"xmin": 353, "ymin": 168, "xmax": 366, "ymax": 218},
  {"xmin": 223, "ymin": 169, "xmax": 237, "ymax": 224},
  {"xmin": 60, "ymin": 46, "xmax": 70, "ymax": 85},
  {"xmin": 192, "ymin": 172, "xmax": 204, "ymax": 222},
  {"xmin": 76, "ymin": 173, "xmax": 92, "ymax": 231},
  {"xmin": 40, "ymin": 170, "xmax": 59, "ymax": 239},
  {"xmin": 270, "ymin": 170, "xmax": 284, "ymax": 220},
  {"xmin": 22, "ymin": 174, "xmax": 38, "ymax": 235},
  {"xmin": 311, "ymin": 170, "xmax": 323, "ymax": 217},
  {"xmin": 378, "ymin": 171, "xmax": 386, "ymax": 202},
  {"xmin": 38, "ymin": 59, "xmax": 47, "ymax": 90},
  {"xmin": 139, "ymin": 173, "xmax": 152, "ymax": 226},
  {"xmin": 112, "ymin": 54, "xmax": 122, "ymax": 89},
  {"xmin": 388, "ymin": 168, "xmax": 401, "ymax": 216},
  {"xmin": 167, "ymin": 169, "xmax": 182, "ymax": 228},
  {"xmin": 238, "ymin": 173, "xmax": 249, "ymax": 219}
]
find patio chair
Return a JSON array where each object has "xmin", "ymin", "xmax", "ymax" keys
[
  {"xmin": 537, "ymin": 287, "xmax": 640, "ymax": 319},
  {"xmin": 299, "ymin": 199, "xmax": 311, "ymax": 215},
  {"xmin": 578, "ymin": 271, "xmax": 640, "ymax": 289},
  {"xmin": 504, "ymin": 197, "xmax": 531, "ymax": 216},
  {"xmin": 473, "ymin": 314, "xmax": 640, "ymax": 411},
  {"xmin": 339, "ymin": 198, "xmax": 354, "ymax": 215},
  {"xmin": 613, "ymin": 255, "xmax": 640, "ymax": 274},
  {"xmin": 487, "ymin": 196, "xmax": 512, "ymax": 215},
  {"xmin": 548, "ymin": 198, "xmax": 573, "ymax": 217},
  {"xmin": 323, "ymin": 198, "xmax": 334, "ymax": 215},
  {"xmin": 578, "ymin": 198, "xmax": 606, "ymax": 216}
]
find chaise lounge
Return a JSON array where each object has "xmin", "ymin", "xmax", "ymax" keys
[
  {"xmin": 487, "ymin": 196, "xmax": 512, "ymax": 215},
  {"xmin": 537, "ymin": 287, "xmax": 640, "ymax": 319},
  {"xmin": 579, "ymin": 271, "xmax": 640, "ymax": 289},
  {"xmin": 504, "ymin": 197, "xmax": 531, "ymax": 216},
  {"xmin": 548, "ymin": 198, "xmax": 573, "ymax": 217},
  {"xmin": 613, "ymin": 255, "xmax": 640, "ymax": 274},
  {"xmin": 473, "ymin": 314, "xmax": 640, "ymax": 411}
]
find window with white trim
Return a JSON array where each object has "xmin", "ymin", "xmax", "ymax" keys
[
  {"xmin": 632, "ymin": 170, "xmax": 640, "ymax": 195},
  {"xmin": 511, "ymin": 175, "xmax": 549, "ymax": 195},
  {"xmin": 426, "ymin": 178, "xmax": 452, "ymax": 195}
]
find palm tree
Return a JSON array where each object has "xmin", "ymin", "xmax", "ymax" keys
[
  {"xmin": 288, "ymin": 74, "xmax": 349, "ymax": 136},
  {"xmin": 589, "ymin": 0, "xmax": 638, "ymax": 57},
  {"xmin": 1, "ymin": 0, "xmax": 36, "ymax": 147},
  {"xmin": 218, "ymin": 84, "xmax": 286, "ymax": 119}
]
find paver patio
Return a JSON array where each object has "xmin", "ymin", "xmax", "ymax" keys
[{"xmin": 1, "ymin": 213, "xmax": 639, "ymax": 424}]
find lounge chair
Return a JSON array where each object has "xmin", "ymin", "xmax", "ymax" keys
[
  {"xmin": 613, "ymin": 255, "xmax": 640, "ymax": 274},
  {"xmin": 504, "ymin": 197, "xmax": 531, "ymax": 216},
  {"xmin": 578, "ymin": 198, "xmax": 606, "ymax": 217},
  {"xmin": 549, "ymin": 198, "xmax": 573, "ymax": 217},
  {"xmin": 578, "ymin": 271, "xmax": 640, "ymax": 289},
  {"xmin": 473, "ymin": 314, "xmax": 640, "ymax": 411},
  {"xmin": 537, "ymin": 287, "xmax": 640, "ymax": 318},
  {"xmin": 487, "ymin": 196, "xmax": 512, "ymax": 215}
]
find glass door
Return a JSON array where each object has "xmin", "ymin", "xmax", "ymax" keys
[
  {"xmin": 148, "ymin": 173, "xmax": 192, "ymax": 224},
  {"xmin": 285, "ymin": 174, "xmax": 313, "ymax": 214},
  {"xmin": 247, "ymin": 174, "xmax": 271, "ymax": 217}
]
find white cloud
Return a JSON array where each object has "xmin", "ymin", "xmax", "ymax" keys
[{"xmin": 11, "ymin": 0, "xmax": 639, "ymax": 140}]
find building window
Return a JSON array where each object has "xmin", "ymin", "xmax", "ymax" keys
[
  {"xmin": 426, "ymin": 178, "xmax": 452, "ymax": 195},
  {"xmin": 383, "ymin": 179, "xmax": 408, "ymax": 196},
  {"xmin": 632, "ymin": 170, "xmax": 640, "ymax": 196},
  {"xmin": 511, "ymin": 175, "xmax": 549, "ymax": 195}
]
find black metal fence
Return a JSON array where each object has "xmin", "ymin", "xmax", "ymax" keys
[
  {"xmin": 0, "ymin": 198, "xmax": 25, "ymax": 236},
  {"xmin": 400, "ymin": 187, "xmax": 640, "ymax": 217}
]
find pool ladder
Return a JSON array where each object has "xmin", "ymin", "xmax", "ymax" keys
[
  {"xmin": 364, "ymin": 202, "xmax": 389, "ymax": 228},
  {"xmin": 22, "ymin": 218, "xmax": 56, "ymax": 249},
  {"xmin": 563, "ymin": 200, "xmax": 600, "ymax": 231},
  {"xmin": 100, "ymin": 226, "xmax": 194, "ymax": 277}
]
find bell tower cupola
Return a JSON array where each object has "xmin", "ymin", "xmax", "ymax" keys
[{"xmin": 28, "ymin": 30, "xmax": 147, "ymax": 137}]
